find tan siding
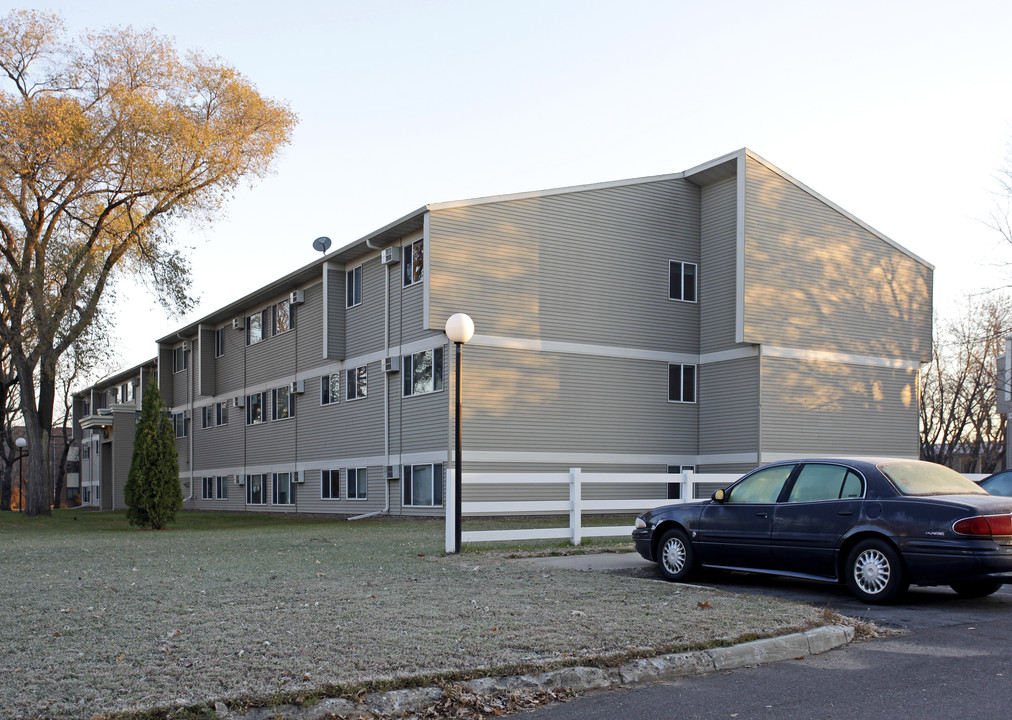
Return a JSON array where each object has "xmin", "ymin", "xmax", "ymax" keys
[
  {"xmin": 760, "ymin": 356, "xmax": 920, "ymax": 457},
  {"xmin": 743, "ymin": 157, "xmax": 932, "ymax": 361},
  {"xmin": 428, "ymin": 179, "xmax": 700, "ymax": 353}
]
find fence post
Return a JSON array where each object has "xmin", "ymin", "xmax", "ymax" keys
[
  {"xmin": 682, "ymin": 468, "xmax": 693, "ymax": 501},
  {"xmin": 570, "ymin": 467, "xmax": 582, "ymax": 546},
  {"xmin": 445, "ymin": 466, "xmax": 456, "ymax": 553}
]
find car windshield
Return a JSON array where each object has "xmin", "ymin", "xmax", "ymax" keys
[{"xmin": 879, "ymin": 461, "xmax": 988, "ymax": 496}]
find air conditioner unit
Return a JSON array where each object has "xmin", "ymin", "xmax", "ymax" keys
[
  {"xmin": 182, "ymin": 340, "xmax": 190, "ymax": 352},
  {"xmin": 232, "ymin": 396, "xmax": 245, "ymax": 407},
  {"xmin": 290, "ymin": 380, "xmax": 305, "ymax": 394},
  {"xmin": 234, "ymin": 475, "xmax": 245, "ymax": 486},
  {"xmin": 385, "ymin": 465, "xmax": 400, "ymax": 480},
  {"xmin": 289, "ymin": 289, "xmax": 304, "ymax": 305},
  {"xmin": 232, "ymin": 317, "xmax": 244, "ymax": 330},
  {"xmin": 292, "ymin": 471, "xmax": 305, "ymax": 484},
  {"xmin": 384, "ymin": 356, "xmax": 400, "ymax": 373},
  {"xmin": 380, "ymin": 247, "xmax": 400, "ymax": 265}
]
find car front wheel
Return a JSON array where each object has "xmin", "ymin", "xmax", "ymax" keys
[
  {"xmin": 657, "ymin": 528, "xmax": 697, "ymax": 582},
  {"xmin": 845, "ymin": 539, "xmax": 908, "ymax": 604}
]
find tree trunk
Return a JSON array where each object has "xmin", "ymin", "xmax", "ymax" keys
[
  {"xmin": 17, "ymin": 357, "xmax": 54, "ymax": 518},
  {"xmin": 0, "ymin": 462, "xmax": 11, "ymax": 511}
]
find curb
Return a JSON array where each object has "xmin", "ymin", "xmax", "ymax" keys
[{"xmin": 220, "ymin": 624, "xmax": 855, "ymax": 719}]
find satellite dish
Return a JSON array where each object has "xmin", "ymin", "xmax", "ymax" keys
[{"xmin": 312, "ymin": 236, "xmax": 332, "ymax": 255}]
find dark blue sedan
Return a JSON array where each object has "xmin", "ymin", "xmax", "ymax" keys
[{"xmin": 633, "ymin": 458, "xmax": 1012, "ymax": 603}]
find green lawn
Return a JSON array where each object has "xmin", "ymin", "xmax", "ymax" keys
[{"xmin": 0, "ymin": 509, "xmax": 825, "ymax": 720}]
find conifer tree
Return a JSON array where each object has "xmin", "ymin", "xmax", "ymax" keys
[{"xmin": 125, "ymin": 378, "xmax": 182, "ymax": 529}]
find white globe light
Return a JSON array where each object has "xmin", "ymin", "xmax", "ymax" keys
[
  {"xmin": 444, "ymin": 313, "xmax": 475, "ymax": 344},
  {"xmin": 15, "ymin": 437, "xmax": 27, "ymax": 449}
]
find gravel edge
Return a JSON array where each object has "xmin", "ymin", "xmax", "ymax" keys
[{"xmin": 219, "ymin": 624, "xmax": 855, "ymax": 719}]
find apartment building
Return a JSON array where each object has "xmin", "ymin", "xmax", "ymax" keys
[{"xmin": 77, "ymin": 148, "xmax": 934, "ymax": 516}]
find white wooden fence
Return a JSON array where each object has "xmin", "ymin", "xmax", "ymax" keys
[{"xmin": 443, "ymin": 468, "xmax": 739, "ymax": 552}]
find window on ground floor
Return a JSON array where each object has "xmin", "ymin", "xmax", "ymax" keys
[
  {"xmin": 347, "ymin": 467, "xmax": 367, "ymax": 500},
  {"xmin": 273, "ymin": 472, "xmax": 294, "ymax": 505},
  {"xmin": 321, "ymin": 469, "xmax": 340, "ymax": 499},
  {"xmin": 403, "ymin": 463, "xmax": 442, "ymax": 507},
  {"xmin": 246, "ymin": 474, "xmax": 267, "ymax": 505}
]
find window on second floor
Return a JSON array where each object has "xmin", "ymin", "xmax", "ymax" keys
[
  {"xmin": 403, "ymin": 238, "xmax": 424, "ymax": 287},
  {"xmin": 403, "ymin": 348, "xmax": 443, "ymax": 397},
  {"xmin": 272, "ymin": 298, "xmax": 294, "ymax": 336},
  {"xmin": 215, "ymin": 327, "xmax": 225, "ymax": 358},
  {"xmin": 272, "ymin": 385, "xmax": 295, "ymax": 420},
  {"xmin": 173, "ymin": 344, "xmax": 188, "ymax": 373},
  {"xmin": 668, "ymin": 364, "xmax": 697, "ymax": 404},
  {"xmin": 321, "ymin": 374, "xmax": 340, "ymax": 405},
  {"xmin": 346, "ymin": 365, "xmax": 367, "ymax": 401},
  {"xmin": 347, "ymin": 265, "xmax": 362, "ymax": 307},
  {"xmin": 246, "ymin": 392, "xmax": 267, "ymax": 425},
  {"xmin": 172, "ymin": 412, "xmax": 188, "ymax": 438},
  {"xmin": 669, "ymin": 261, "xmax": 697, "ymax": 303},
  {"xmin": 247, "ymin": 309, "xmax": 267, "ymax": 345}
]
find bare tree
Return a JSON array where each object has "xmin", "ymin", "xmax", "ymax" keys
[
  {"xmin": 0, "ymin": 11, "xmax": 297, "ymax": 516},
  {"xmin": 920, "ymin": 295, "xmax": 1012, "ymax": 472}
]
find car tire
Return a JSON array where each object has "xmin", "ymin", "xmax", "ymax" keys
[
  {"xmin": 949, "ymin": 580, "xmax": 1003, "ymax": 598},
  {"xmin": 845, "ymin": 539, "xmax": 908, "ymax": 604},
  {"xmin": 657, "ymin": 528, "xmax": 697, "ymax": 582}
]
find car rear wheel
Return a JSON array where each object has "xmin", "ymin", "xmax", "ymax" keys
[
  {"xmin": 845, "ymin": 539, "xmax": 908, "ymax": 604},
  {"xmin": 657, "ymin": 528, "xmax": 697, "ymax": 582},
  {"xmin": 949, "ymin": 580, "xmax": 1003, "ymax": 598}
]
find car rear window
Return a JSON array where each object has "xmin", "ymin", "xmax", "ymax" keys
[{"xmin": 879, "ymin": 461, "xmax": 988, "ymax": 496}]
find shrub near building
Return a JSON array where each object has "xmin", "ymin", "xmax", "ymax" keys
[{"xmin": 125, "ymin": 378, "xmax": 183, "ymax": 529}]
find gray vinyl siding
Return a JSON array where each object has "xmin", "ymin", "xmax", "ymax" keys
[
  {"xmin": 743, "ymin": 157, "xmax": 932, "ymax": 361},
  {"xmin": 296, "ymin": 466, "xmax": 388, "ymax": 515},
  {"xmin": 157, "ymin": 346, "xmax": 173, "ymax": 405},
  {"xmin": 760, "ymin": 355, "xmax": 920, "ymax": 457},
  {"xmin": 699, "ymin": 174, "xmax": 739, "ymax": 353},
  {"xmin": 392, "ymin": 282, "xmax": 429, "ymax": 348},
  {"xmin": 699, "ymin": 356, "xmax": 759, "ymax": 457},
  {"xmin": 460, "ymin": 346, "xmax": 697, "ymax": 455},
  {"xmin": 197, "ymin": 326, "xmax": 215, "ymax": 397},
  {"xmin": 325, "ymin": 268, "xmax": 345, "ymax": 360},
  {"xmin": 215, "ymin": 321, "xmax": 246, "ymax": 398},
  {"xmin": 192, "ymin": 405, "xmax": 244, "ymax": 471},
  {"xmin": 389, "ymin": 352, "xmax": 449, "ymax": 456},
  {"xmin": 296, "ymin": 282, "xmax": 323, "ymax": 371},
  {"xmin": 245, "ymin": 319, "xmax": 296, "ymax": 388},
  {"xmin": 346, "ymin": 258, "xmax": 386, "ymax": 358},
  {"xmin": 428, "ymin": 179, "xmax": 700, "ymax": 352},
  {"xmin": 111, "ymin": 408, "xmax": 136, "ymax": 510}
]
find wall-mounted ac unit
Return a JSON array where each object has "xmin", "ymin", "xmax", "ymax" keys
[
  {"xmin": 232, "ymin": 396, "xmax": 245, "ymax": 407},
  {"xmin": 289, "ymin": 289, "xmax": 304, "ymax": 305},
  {"xmin": 182, "ymin": 340, "xmax": 190, "ymax": 351},
  {"xmin": 234, "ymin": 475, "xmax": 245, "ymax": 486},
  {"xmin": 384, "ymin": 356, "xmax": 400, "ymax": 373},
  {"xmin": 290, "ymin": 380, "xmax": 305, "ymax": 394},
  {"xmin": 385, "ymin": 465, "xmax": 400, "ymax": 480},
  {"xmin": 232, "ymin": 317, "xmax": 244, "ymax": 330},
  {"xmin": 380, "ymin": 247, "xmax": 400, "ymax": 265},
  {"xmin": 292, "ymin": 470, "xmax": 305, "ymax": 484}
]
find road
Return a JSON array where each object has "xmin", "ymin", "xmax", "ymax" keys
[{"xmin": 521, "ymin": 568, "xmax": 1012, "ymax": 719}]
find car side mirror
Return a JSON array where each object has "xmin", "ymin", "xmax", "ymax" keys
[{"xmin": 712, "ymin": 488, "xmax": 726, "ymax": 503}]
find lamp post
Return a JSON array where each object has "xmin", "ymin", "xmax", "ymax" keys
[
  {"xmin": 444, "ymin": 313, "xmax": 474, "ymax": 554},
  {"xmin": 15, "ymin": 436, "xmax": 26, "ymax": 513}
]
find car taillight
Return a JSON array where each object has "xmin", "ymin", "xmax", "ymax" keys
[{"xmin": 953, "ymin": 514, "xmax": 1012, "ymax": 536}]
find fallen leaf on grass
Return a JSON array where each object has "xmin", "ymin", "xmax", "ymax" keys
[{"xmin": 697, "ymin": 601, "xmax": 711, "ymax": 609}]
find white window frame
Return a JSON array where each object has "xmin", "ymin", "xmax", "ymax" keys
[
  {"xmin": 173, "ymin": 344, "xmax": 188, "ymax": 373},
  {"xmin": 668, "ymin": 260, "xmax": 697, "ymax": 303},
  {"xmin": 172, "ymin": 412, "xmax": 188, "ymax": 438},
  {"xmin": 202, "ymin": 477, "xmax": 215, "ymax": 500},
  {"xmin": 403, "ymin": 238, "xmax": 424, "ymax": 287},
  {"xmin": 273, "ymin": 472, "xmax": 294, "ymax": 506},
  {"xmin": 346, "ymin": 265, "xmax": 363, "ymax": 307},
  {"xmin": 321, "ymin": 374, "xmax": 340, "ymax": 406},
  {"xmin": 403, "ymin": 348, "xmax": 443, "ymax": 397},
  {"xmin": 402, "ymin": 463, "xmax": 443, "ymax": 507},
  {"xmin": 246, "ymin": 309, "xmax": 267, "ymax": 345},
  {"xmin": 214, "ymin": 326, "xmax": 225, "ymax": 358},
  {"xmin": 246, "ymin": 474, "xmax": 267, "ymax": 505},
  {"xmin": 215, "ymin": 476, "xmax": 229, "ymax": 500},
  {"xmin": 272, "ymin": 385, "xmax": 295, "ymax": 421},
  {"xmin": 668, "ymin": 364, "xmax": 697, "ymax": 404},
  {"xmin": 321, "ymin": 469, "xmax": 340, "ymax": 500},
  {"xmin": 246, "ymin": 391, "xmax": 267, "ymax": 425},
  {"xmin": 347, "ymin": 467, "xmax": 368, "ymax": 500},
  {"xmin": 272, "ymin": 298, "xmax": 294, "ymax": 336},
  {"xmin": 346, "ymin": 365, "xmax": 368, "ymax": 401}
]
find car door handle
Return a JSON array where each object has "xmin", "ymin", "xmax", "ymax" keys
[
  {"xmin": 837, "ymin": 511, "xmax": 853, "ymax": 516},
  {"xmin": 755, "ymin": 512, "xmax": 768, "ymax": 518}
]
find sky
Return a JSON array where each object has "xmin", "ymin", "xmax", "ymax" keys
[{"xmin": 13, "ymin": 0, "xmax": 1012, "ymax": 375}]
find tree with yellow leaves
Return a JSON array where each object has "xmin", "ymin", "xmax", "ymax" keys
[{"xmin": 0, "ymin": 10, "xmax": 298, "ymax": 516}]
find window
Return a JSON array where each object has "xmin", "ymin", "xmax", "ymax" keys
[
  {"xmin": 787, "ymin": 464, "xmax": 864, "ymax": 503},
  {"xmin": 203, "ymin": 402, "xmax": 228, "ymax": 428},
  {"xmin": 403, "ymin": 348, "xmax": 443, "ymax": 397},
  {"xmin": 321, "ymin": 469, "xmax": 340, "ymax": 499},
  {"xmin": 666, "ymin": 465, "xmax": 696, "ymax": 500},
  {"xmin": 347, "ymin": 265, "xmax": 362, "ymax": 307},
  {"xmin": 215, "ymin": 476, "xmax": 229, "ymax": 500},
  {"xmin": 202, "ymin": 477, "xmax": 215, "ymax": 500},
  {"xmin": 172, "ymin": 412, "xmax": 188, "ymax": 438},
  {"xmin": 403, "ymin": 238, "xmax": 424, "ymax": 287},
  {"xmin": 215, "ymin": 327, "xmax": 225, "ymax": 358},
  {"xmin": 727, "ymin": 465, "xmax": 795, "ymax": 504},
  {"xmin": 346, "ymin": 365, "xmax": 368, "ymax": 400},
  {"xmin": 272, "ymin": 385, "xmax": 295, "ymax": 420},
  {"xmin": 669, "ymin": 261, "xmax": 697, "ymax": 303},
  {"xmin": 403, "ymin": 463, "xmax": 443, "ymax": 507},
  {"xmin": 668, "ymin": 364, "xmax": 696, "ymax": 403},
  {"xmin": 272, "ymin": 298, "xmax": 294, "ymax": 336},
  {"xmin": 246, "ymin": 309, "xmax": 267, "ymax": 345},
  {"xmin": 273, "ymin": 472, "xmax": 293, "ymax": 505},
  {"xmin": 347, "ymin": 467, "xmax": 367, "ymax": 500},
  {"xmin": 246, "ymin": 474, "xmax": 267, "ymax": 505},
  {"xmin": 321, "ymin": 374, "xmax": 340, "ymax": 405},
  {"xmin": 246, "ymin": 392, "xmax": 267, "ymax": 425},
  {"xmin": 173, "ymin": 344, "xmax": 188, "ymax": 373},
  {"xmin": 121, "ymin": 382, "xmax": 135, "ymax": 403}
]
